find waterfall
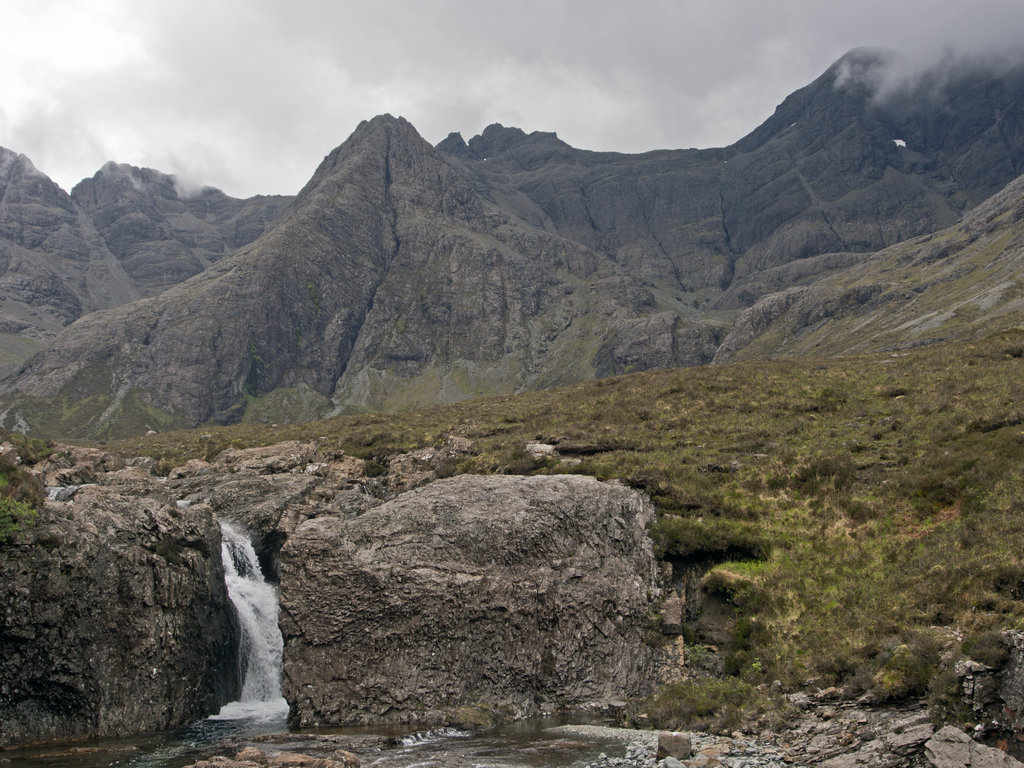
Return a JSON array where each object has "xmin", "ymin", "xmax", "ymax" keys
[{"xmin": 211, "ymin": 521, "xmax": 289, "ymax": 721}]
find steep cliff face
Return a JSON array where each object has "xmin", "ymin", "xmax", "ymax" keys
[
  {"xmin": 71, "ymin": 163, "xmax": 290, "ymax": 296},
  {"xmin": 713, "ymin": 169, "xmax": 1024, "ymax": 362},
  {"xmin": 0, "ymin": 464, "xmax": 238, "ymax": 746},
  {"xmin": 446, "ymin": 51, "xmax": 1024, "ymax": 303},
  {"xmin": 278, "ymin": 474, "xmax": 660, "ymax": 727},
  {"xmin": 0, "ymin": 150, "xmax": 289, "ymax": 381}
]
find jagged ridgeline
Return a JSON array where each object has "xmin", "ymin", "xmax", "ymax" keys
[{"xmin": 1, "ymin": 48, "xmax": 1024, "ymax": 439}]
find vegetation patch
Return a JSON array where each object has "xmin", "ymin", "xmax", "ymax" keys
[
  {"xmin": 100, "ymin": 330, "xmax": 1024, "ymax": 727},
  {"xmin": 631, "ymin": 676, "xmax": 786, "ymax": 733},
  {"xmin": 0, "ymin": 434, "xmax": 45, "ymax": 544}
]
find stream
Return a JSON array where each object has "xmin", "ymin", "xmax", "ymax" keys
[
  {"xmin": 0, "ymin": 718, "xmax": 632, "ymax": 768},
  {"xmin": 0, "ymin": 524, "xmax": 632, "ymax": 768}
]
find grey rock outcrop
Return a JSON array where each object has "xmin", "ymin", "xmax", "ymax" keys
[
  {"xmin": 71, "ymin": 162, "xmax": 290, "ymax": 296},
  {"xmin": 2, "ymin": 439, "xmax": 669, "ymax": 747},
  {"xmin": 925, "ymin": 726, "xmax": 1024, "ymax": 768},
  {"xmin": 945, "ymin": 630, "xmax": 1024, "ymax": 757},
  {"xmin": 278, "ymin": 474, "xmax": 660, "ymax": 727},
  {"xmin": 0, "ymin": 465, "xmax": 238, "ymax": 746}
]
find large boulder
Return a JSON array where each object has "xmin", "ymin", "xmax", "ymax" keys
[
  {"xmin": 925, "ymin": 726, "xmax": 1024, "ymax": 768},
  {"xmin": 278, "ymin": 474, "xmax": 659, "ymax": 726},
  {"xmin": 0, "ymin": 469, "xmax": 238, "ymax": 746}
]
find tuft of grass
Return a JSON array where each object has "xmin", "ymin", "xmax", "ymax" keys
[{"xmin": 0, "ymin": 497, "xmax": 37, "ymax": 545}]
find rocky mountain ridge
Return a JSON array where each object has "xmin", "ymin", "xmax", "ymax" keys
[
  {"xmin": 0, "ymin": 148, "xmax": 290, "ymax": 379},
  {"xmin": 2, "ymin": 48, "xmax": 1023, "ymax": 438}
]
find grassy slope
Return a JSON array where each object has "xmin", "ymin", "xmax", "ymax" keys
[
  {"xmin": 726, "ymin": 174, "xmax": 1024, "ymax": 362},
  {"xmin": 106, "ymin": 329, "xmax": 1024, "ymax": 727}
]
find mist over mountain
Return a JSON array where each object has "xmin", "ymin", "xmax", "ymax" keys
[{"xmin": 1, "ymin": 48, "xmax": 1023, "ymax": 438}]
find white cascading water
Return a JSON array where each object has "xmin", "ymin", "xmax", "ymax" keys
[{"xmin": 211, "ymin": 521, "xmax": 289, "ymax": 721}]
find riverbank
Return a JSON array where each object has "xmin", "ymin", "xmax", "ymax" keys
[
  {"xmin": 555, "ymin": 700, "xmax": 1024, "ymax": 768},
  {"xmin": 7, "ymin": 700, "xmax": 1024, "ymax": 768}
]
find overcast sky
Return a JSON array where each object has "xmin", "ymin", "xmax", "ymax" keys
[{"xmin": 3, "ymin": 0, "xmax": 1023, "ymax": 198}]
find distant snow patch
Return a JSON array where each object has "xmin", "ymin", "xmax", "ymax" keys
[{"xmin": 893, "ymin": 138, "xmax": 907, "ymax": 148}]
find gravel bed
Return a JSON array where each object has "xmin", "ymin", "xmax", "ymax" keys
[{"xmin": 546, "ymin": 724, "xmax": 792, "ymax": 768}]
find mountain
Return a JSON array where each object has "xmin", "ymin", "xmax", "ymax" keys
[
  {"xmin": 0, "ymin": 149, "xmax": 139, "ymax": 377},
  {"xmin": 713, "ymin": 169, "xmax": 1024, "ymax": 362},
  {"xmin": 0, "ymin": 117, "xmax": 688, "ymax": 435},
  {"xmin": 0, "ymin": 152, "xmax": 290, "ymax": 380},
  {"xmin": 71, "ymin": 163, "xmax": 290, "ymax": 297},
  {"xmin": 2, "ymin": 48, "xmax": 1023, "ymax": 438}
]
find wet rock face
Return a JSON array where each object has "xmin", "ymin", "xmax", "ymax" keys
[
  {"xmin": 0, "ymin": 469, "xmax": 238, "ymax": 746},
  {"xmin": 278, "ymin": 474, "xmax": 660, "ymax": 727}
]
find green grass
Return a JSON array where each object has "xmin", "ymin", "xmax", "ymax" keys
[
  {"xmin": 99, "ymin": 330, "xmax": 1024, "ymax": 724},
  {"xmin": 0, "ymin": 429, "xmax": 47, "ymax": 544}
]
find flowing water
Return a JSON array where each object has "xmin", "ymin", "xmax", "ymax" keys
[
  {"xmin": 2, "ymin": 523, "xmax": 626, "ymax": 768},
  {"xmin": 1, "ymin": 720, "xmax": 627, "ymax": 768},
  {"xmin": 213, "ymin": 521, "xmax": 289, "ymax": 721}
]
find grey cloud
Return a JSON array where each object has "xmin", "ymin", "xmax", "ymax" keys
[{"xmin": 3, "ymin": 0, "xmax": 1024, "ymax": 197}]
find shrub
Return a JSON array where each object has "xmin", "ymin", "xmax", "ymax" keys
[
  {"xmin": 649, "ymin": 515, "xmax": 770, "ymax": 560},
  {"xmin": 870, "ymin": 632, "xmax": 942, "ymax": 702},
  {"xmin": 0, "ymin": 453, "xmax": 44, "ymax": 507},
  {"xmin": 791, "ymin": 455, "xmax": 856, "ymax": 494},
  {"xmin": 636, "ymin": 676, "xmax": 757, "ymax": 733},
  {"xmin": 1, "ymin": 429, "xmax": 52, "ymax": 464},
  {"xmin": 0, "ymin": 451, "xmax": 43, "ymax": 545},
  {"xmin": 927, "ymin": 668, "xmax": 974, "ymax": 728},
  {"xmin": 363, "ymin": 459, "xmax": 387, "ymax": 477},
  {"xmin": 0, "ymin": 497, "xmax": 38, "ymax": 544},
  {"xmin": 961, "ymin": 631, "xmax": 1009, "ymax": 668}
]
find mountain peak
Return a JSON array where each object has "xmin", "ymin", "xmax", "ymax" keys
[
  {"xmin": 0, "ymin": 146, "xmax": 47, "ymax": 185},
  {"xmin": 467, "ymin": 124, "xmax": 529, "ymax": 159},
  {"xmin": 435, "ymin": 132, "xmax": 474, "ymax": 159},
  {"xmin": 296, "ymin": 113, "xmax": 436, "ymax": 202},
  {"xmin": 351, "ymin": 113, "xmax": 420, "ymax": 141}
]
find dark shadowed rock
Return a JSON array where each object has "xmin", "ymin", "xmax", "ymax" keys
[
  {"xmin": 278, "ymin": 474, "xmax": 659, "ymax": 727},
  {"xmin": 0, "ymin": 469, "xmax": 237, "ymax": 746}
]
